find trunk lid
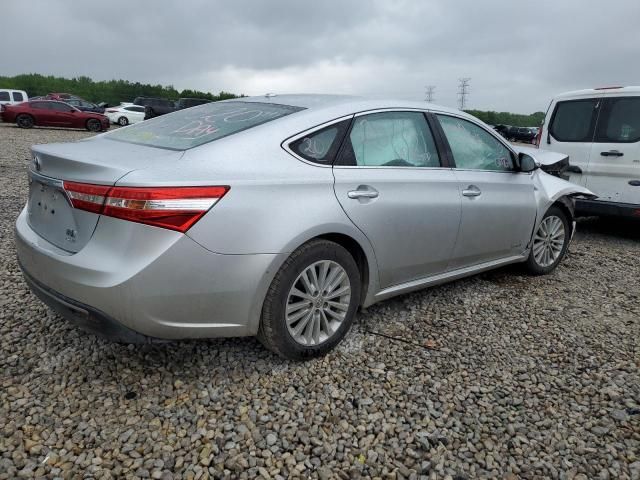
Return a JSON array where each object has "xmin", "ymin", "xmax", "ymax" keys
[{"xmin": 27, "ymin": 138, "xmax": 184, "ymax": 253}]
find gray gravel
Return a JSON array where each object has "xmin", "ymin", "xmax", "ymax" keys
[{"xmin": 1, "ymin": 122, "xmax": 639, "ymax": 479}]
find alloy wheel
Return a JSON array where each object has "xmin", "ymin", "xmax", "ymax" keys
[
  {"xmin": 532, "ymin": 215, "xmax": 565, "ymax": 267},
  {"xmin": 285, "ymin": 260, "xmax": 351, "ymax": 346}
]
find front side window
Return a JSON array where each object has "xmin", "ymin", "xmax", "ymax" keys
[
  {"xmin": 550, "ymin": 99, "xmax": 598, "ymax": 142},
  {"xmin": 0, "ymin": 92, "xmax": 10, "ymax": 101},
  {"xmin": 106, "ymin": 101, "xmax": 305, "ymax": 150},
  {"xmin": 337, "ymin": 111, "xmax": 440, "ymax": 167},
  {"xmin": 289, "ymin": 120, "xmax": 350, "ymax": 164},
  {"xmin": 595, "ymin": 97, "xmax": 640, "ymax": 143},
  {"xmin": 125, "ymin": 106, "xmax": 145, "ymax": 112},
  {"xmin": 438, "ymin": 115, "xmax": 514, "ymax": 171},
  {"xmin": 12, "ymin": 92, "xmax": 24, "ymax": 102}
]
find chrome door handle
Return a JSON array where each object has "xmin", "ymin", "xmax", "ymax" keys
[
  {"xmin": 347, "ymin": 188, "xmax": 379, "ymax": 199},
  {"xmin": 462, "ymin": 185, "xmax": 481, "ymax": 197}
]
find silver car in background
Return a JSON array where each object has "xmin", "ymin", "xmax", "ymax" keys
[{"xmin": 15, "ymin": 95, "xmax": 594, "ymax": 359}]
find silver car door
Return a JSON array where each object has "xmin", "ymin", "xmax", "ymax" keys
[
  {"xmin": 435, "ymin": 114, "xmax": 537, "ymax": 269},
  {"xmin": 332, "ymin": 110, "xmax": 461, "ymax": 289}
]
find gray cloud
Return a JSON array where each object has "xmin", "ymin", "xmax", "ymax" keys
[{"xmin": 5, "ymin": 0, "xmax": 640, "ymax": 112}]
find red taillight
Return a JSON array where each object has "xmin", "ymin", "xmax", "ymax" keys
[
  {"xmin": 62, "ymin": 182, "xmax": 229, "ymax": 233},
  {"xmin": 64, "ymin": 181, "xmax": 110, "ymax": 214}
]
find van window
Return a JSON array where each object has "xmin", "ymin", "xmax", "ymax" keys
[
  {"xmin": 0, "ymin": 92, "xmax": 9, "ymax": 102},
  {"xmin": 595, "ymin": 97, "xmax": 640, "ymax": 143},
  {"xmin": 12, "ymin": 92, "xmax": 24, "ymax": 102},
  {"xmin": 549, "ymin": 99, "xmax": 598, "ymax": 142}
]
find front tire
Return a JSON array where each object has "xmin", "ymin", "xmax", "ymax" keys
[
  {"xmin": 86, "ymin": 118, "xmax": 102, "ymax": 132},
  {"xmin": 525, "ymin": 206, "xmax": 570, "ymax": 275},
  {"xmin": 117, "ymin": 116, "xmax": 129, "ymax": 126},
  {"xmin": 16, "ymin": 114, "xmax": 34, "ymax": 129},
  {"xmin": 258, "ymin": 239, "xmax": 361, "ymax": 360}
]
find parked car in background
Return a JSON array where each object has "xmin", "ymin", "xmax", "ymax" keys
[
  {"xmin": 105, "ymin": 104, "xmax": 145, "ymax": 126},
  {"xmin": 175, "ymin": 97, "xmax": 212, "ymax": 110},
  {"xmin": 15, "ymin": 95, "xmax": 593, "ymax": 360},
  {"xmin": 509, "ymin": 126, "xmax": 537, "ymax": 143},
  {"xmin": 493, "ymin": 124, "xmax": 511, "ymax": 138},
  {"xmin": 131, "ymin": 97, "xmax": 175, "ymax": 120},
  {"xmin": 65, "ymin": 98, "xmax": 105, "ymax": 113},
  {"xmin": 1, "ymin": 100, "xmax": 109, "ymax": 131},
  {"xmin": 538, "ymin": 86, "xmax": 640, "ymax": 217},
  {"xmin": 0, "ymin": 89, "xmax": 28, "ymax": 106}
]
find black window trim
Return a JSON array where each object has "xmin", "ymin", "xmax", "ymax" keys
[
  {"xmin": 548, "ymin": 98, "xmax": 600, "ymax": 144},
  {"xmin": 332, "ymin": 108, "xmax": 448, "ymax": 169},
  {"xmin": 433, "ymin": 112, "xmax": 520, "ymax": 173},
  {"xmin": 593, "ymin": 96, "xmax": 640, "ymax": 144}
]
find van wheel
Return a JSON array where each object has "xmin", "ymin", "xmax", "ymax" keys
[
  {"xmin": 117, "ymin": 116, "xmax": 129, "ymax": 126},
  {"xmin": 525, "ymin": 206, "xmax": 570, "ymax": 275},
  {"xmin": 258, "ymin": 239, "xmax": 361, "ymax": 360},
  {"xmin": 86, "ymin": 119, "xmax": 102, "ymax": 132},
  {"xmin": 16, "ymin": 114, "xmax": 34, "ymax": 129}
]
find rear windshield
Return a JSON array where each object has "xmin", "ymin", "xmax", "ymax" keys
[{"xmin": 106, "ymin": 101, "xmax": 304, "ymax": 150}]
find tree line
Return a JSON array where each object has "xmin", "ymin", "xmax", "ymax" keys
[
  {"xmin": 465, "ymin": 109, "xmax": 545, "ymax": 128},
  {"xmin": 0, "ymin": 73, "xmax": 238, "ymax": 105}
]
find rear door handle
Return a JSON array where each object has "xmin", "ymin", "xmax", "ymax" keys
[
  {"xmin": 629, "ymin": 180, "xmax": 640, "ymax": 187},
  {"xmin": 462, "ymin": 185, "xmax": 482, "ymax": 197},
  {"xmin": 347, "ymin": 187, "xmax": 379, "ymax": 199},
  {"xmin": 601, "ymin": 150, "xmax": 624, "ymax": 157}
]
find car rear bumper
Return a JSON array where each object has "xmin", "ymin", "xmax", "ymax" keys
[
  {"xmin": 576, "ymin": 199, "xmax": 640, "ymax": 218},
  {"xmin": 15, "ymin": 207, "xmax": 285, "ymax": 341}
]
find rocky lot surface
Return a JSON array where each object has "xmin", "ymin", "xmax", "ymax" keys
[{"xmin": 0, "ymin": 122, "xmax": 638, "ymax": 479}]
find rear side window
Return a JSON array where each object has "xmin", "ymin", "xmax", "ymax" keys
[
  {"xmin": 550, "ymin": 99, "xmax": 598, "ymax": 142},
  {"xmin": 0, "ymin": 92, "xmax": 9, "ymax": 101},
  {"xmin": 336, "ymin": 112, "xmax": 440, "ymax": 168},
  {"xmin": 595, "ymin": 97, "xmax": 640, "ymax": 143},
  {"xmin": 31, "ymin": 102, "xmax": 50, "ymax": 110},
  {"xmin": 125, "ymin": 106, "xmax": 144, "ymax": 112},
  {"xmin": 106, "ymin": 101, "xmax": 305, "ymax": 150},
  {"xmin": 289, "ymin": 120, "xmax": 350, "ymax": 164},
  {"xmin": 12, "ymin": 92, "xmax": 24, "ymax": 102}
]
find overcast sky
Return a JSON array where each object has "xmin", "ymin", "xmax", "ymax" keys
[{"xmin": 5, "ymin": 0, "xmax": 640, "ymax": 113}]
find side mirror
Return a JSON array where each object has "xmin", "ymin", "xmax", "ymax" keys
[{"xmin": 518, "ymin": 152, "xmax": 539, "ymax": 173}]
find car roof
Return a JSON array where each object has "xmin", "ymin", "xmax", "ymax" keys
[
  {"xmin": 230, "ymin": 93, "xmax": 469, "ymax": 120},
  {"xmin": 553, "ymin": 86, "xmax": 640, "ymax": 100}
]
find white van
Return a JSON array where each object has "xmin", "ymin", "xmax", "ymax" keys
[
  {"xmin": 538, "ymin": 86, "xmax": 640, "ymax": 217},
  {"xmin": 0, "ymin": 89, "xmax": 28, "ymax": 106}
]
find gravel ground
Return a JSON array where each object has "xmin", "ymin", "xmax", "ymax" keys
[{"xmin": 0, "ymin": 122, "xmax": 639, "ymax": 480}]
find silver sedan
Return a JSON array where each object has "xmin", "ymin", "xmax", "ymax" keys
[{"xmin": 15, "ymin": 95, "xmax": 594, "ymax": 359}]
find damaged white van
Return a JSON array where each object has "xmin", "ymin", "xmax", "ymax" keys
[{"xmin": 537, "ymin": 86, "xmax": 640, "ymax": 218}]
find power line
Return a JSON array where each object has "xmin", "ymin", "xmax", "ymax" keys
[
  {"xmin": 424, "ymin": 85, "xmax": 436, "ymax": 103},
  {"xmin": 457, "ymin": 77, "xmax": 471, "ymax": 110}
]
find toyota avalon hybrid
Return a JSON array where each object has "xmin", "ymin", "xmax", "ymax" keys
[{"xmin": 15, "ymin": 95, "xmax": 594, "ymax": 359}]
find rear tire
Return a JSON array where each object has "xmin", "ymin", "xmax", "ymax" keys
[
  {"xmin": 525, "ymin": 206, "xmax": 571, "ymax": 275},
  {"xmin": 16, "ymin": 114, "xmax": 34, "ymax": 129},
  {"xmin": 86, "ymin": 118, "xmax": 102, "ymax": 132},
  {"xmin": 117, "ymin": 116, "xmax": 129, "ymax": 126},
  {"xmin": 258, "ymin": 239, "xmax": 361, "ymax": 360}
]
